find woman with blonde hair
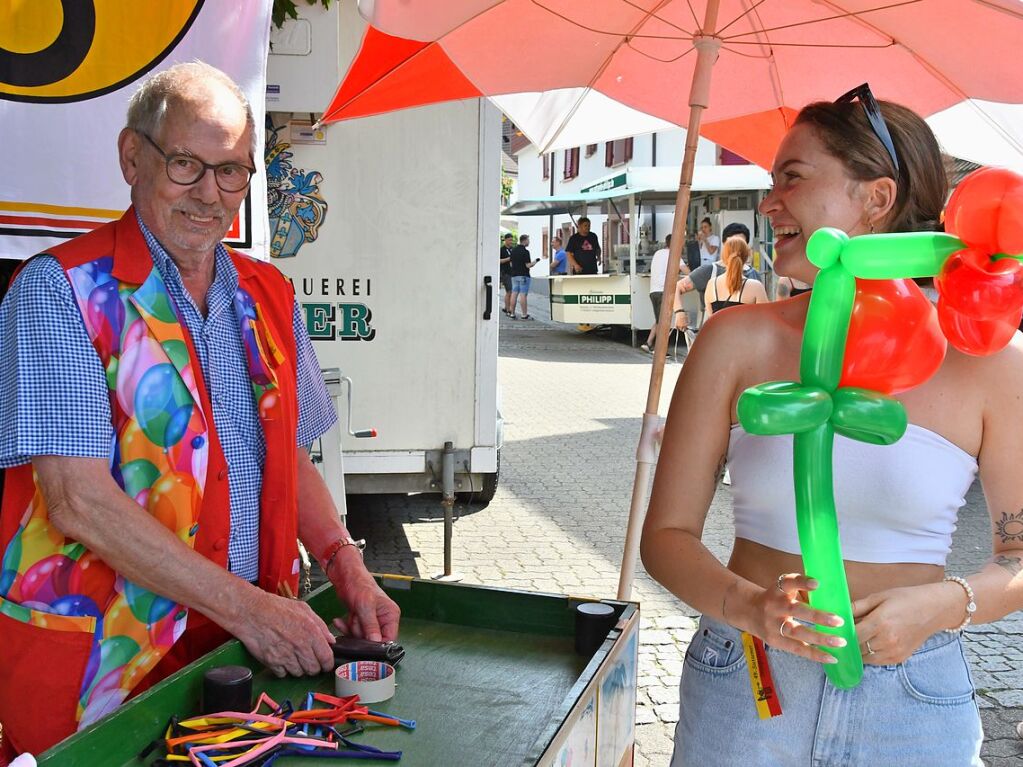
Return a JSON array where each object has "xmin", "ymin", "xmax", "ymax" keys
[{"xmin": 703, "ymin": 235, "xmax": 767, "ymax": 318}]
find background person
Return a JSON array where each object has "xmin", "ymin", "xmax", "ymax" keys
[
  {"xmin": 673, "ymin": 222, "xmax": 759, "ymax": 329},
  {"xmin": 509, "ymin": 233, "xmax": 539, "ymax": 319},
  {"xmin": 642, "ymin": 234, "xmax": 687, "ymax": 352},
  {"xmin": 565, "ymin": 217, "xmax": 601, "ymax": 275},
  {"xmin": 776, "ymin": 274, "xmax": 812, "ymax": 299},
  {"xmin": 500, "ymin": 232, "xmax": 515, "ymax": 316},
  {"xmin": 643, "ymin": 90, "xmax": 1022, "ymax": 766},
  {"xmin": 548, "ymin": 235, "xmax": 568, "ymax": 275},
  {"xmin": 703, "ymin": 236, "xmax": 767, "ymax": 319},
  {"xmin": 696, "ymin": 216, "xmax": 720, "ymax": 266},
  {"xmin": 0, "ymin": 62, "xmax": 400, "ymax": 757}
]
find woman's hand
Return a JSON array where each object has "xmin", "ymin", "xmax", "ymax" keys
[
  {"xmin": 853, "ymin": 581, "xmax": 961, "ymax": 665},
  {"xmin": 747, "ymin": 573, "xmax": 846, "ymax": 664}
]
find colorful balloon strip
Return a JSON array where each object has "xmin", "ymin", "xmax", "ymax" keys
[
  {"xmin": 155, "ymin": 689, "xmax": 407, "ymax": 765},
  {"xmin": 737, "ymin": 167, "xmax": 1023, "ymax": 688}
]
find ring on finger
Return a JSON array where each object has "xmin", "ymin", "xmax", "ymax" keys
[
  {"xmin": 776, "ymin": 574, "xmax": 787, "ymax": 592},
  {"xmin": 779, "ymin": 618, "xmax": 791, "ymax": 639},
  {"xmin": 865, "ymin": 640, "xmax": 876, "ymax": 656}
]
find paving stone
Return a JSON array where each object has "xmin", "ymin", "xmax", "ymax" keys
[
  {"xmin": 647, "ymin": 685, "xmax": 681, "ymax": 705},
  {"xmin": 989, "ymin": 690, "xmax": 1023, "ymax": 707},
  {"xmin": 635, "ymin": 706, "xmax": 658, "ymax": 725},
  {"xmin": 655, "ymin": 703, "xmax": 681, "ymax": 724}
]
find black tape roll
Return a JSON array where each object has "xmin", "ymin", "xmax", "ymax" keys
[
  {"xmin": 201, "ymin": 665, "xmax": 253, "ymax": 714},
  {"xmin": 575, "ymin": 602, "xmax": 617, "ymax": 656}
]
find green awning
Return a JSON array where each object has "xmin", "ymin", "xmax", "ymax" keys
[{"xmin": 502, "ymin": 187, "xmax": 652, "ymax": 217}]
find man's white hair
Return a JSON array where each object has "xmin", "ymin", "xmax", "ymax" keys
[{"xmin": 126, "ymin": 61, "xmax": 256, "ymax": 154}]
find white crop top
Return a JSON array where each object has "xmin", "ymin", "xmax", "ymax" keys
[{"xmin": 727, "ymin": 423, "xmax": 978, "ymax": 566}]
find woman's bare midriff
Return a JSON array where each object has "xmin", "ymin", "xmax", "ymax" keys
[{"xmin": 728, "ymin": 538, "xmax": 944, "ymax": 603}]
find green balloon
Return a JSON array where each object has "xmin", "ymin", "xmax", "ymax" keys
[
  {"xmin": 800, "ymin": 264, "xmax": 856, "ymax": 390},
  {"xmin": 831, "ymin": 388, "xmax": 908, "ymax": 446},
  {"xmin": 839, "ymin": 232, "xmax": 963, "ymax": 279},
  {"xmin": 737, "ymin": 382, "xmax": 832, "ymax": 435},
  {"xmin": 735, "ymin": 226, "xmax": 971, "ymax": 689},
  {"xmin": 793, "ymin": 424, "xmax": 863, "ymax": 689},
  {"xmin": 806, "ymin": 228, "xmax": 848, "ymax": 270}
]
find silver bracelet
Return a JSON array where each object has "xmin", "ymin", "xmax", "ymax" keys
[{"xmin": 942, "ymin": 575, "xmax": 976, "ymax": 633}]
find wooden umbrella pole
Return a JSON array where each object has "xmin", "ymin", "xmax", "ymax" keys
[{"xmin": 617, "ymin": 3, "xmax": 722, "ymax": 601}]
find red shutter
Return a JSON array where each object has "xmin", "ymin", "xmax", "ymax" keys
[
  {"xmin": 605, "ymin": 142, "xmax": 613, "ymax": 167},
  {"xmin": 563, "ymin": 147, "xmax": 580, "ymax": 180},
  {"xmin": 624, "ymin": 137, "xmax": 634, "ymax": 163},
  {"xmin": 585, "ymin": 144, "xmax": 597, "ymax": 158},
  {"xmin": 542, "ymin": 153, "xmax": 550, "ymax": 179}
]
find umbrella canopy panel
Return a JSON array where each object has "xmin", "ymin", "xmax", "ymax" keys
[{"xmin": 335, "ymin": 0, "xmax": 1023, "ymax": 169}]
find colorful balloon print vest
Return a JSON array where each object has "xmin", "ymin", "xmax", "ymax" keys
[{"xmin": 0, "ymin": 211, "xmax": 301, "ymax": 734}]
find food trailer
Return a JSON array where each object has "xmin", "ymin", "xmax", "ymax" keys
[{"xmin": 505, "ymin": 164, "xmax": 773, "ymax": 341}]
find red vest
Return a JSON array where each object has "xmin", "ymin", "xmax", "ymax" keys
[{"xmin": 0, "ymin": 211, "xmax": 301, "ymax": 756}]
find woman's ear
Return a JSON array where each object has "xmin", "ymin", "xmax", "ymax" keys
[{"xmin": 864, "ymin": 176, "xmax": 897, "ymax": 228}]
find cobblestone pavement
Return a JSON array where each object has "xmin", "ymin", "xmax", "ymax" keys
[{"xmin": 344, "ymin": 284, "xmax": 1022, "ymax": 765}]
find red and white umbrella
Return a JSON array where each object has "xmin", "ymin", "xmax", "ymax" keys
[{"xmin": 320, "ymin": 0, "xmax": 1023, "ymax": 597}]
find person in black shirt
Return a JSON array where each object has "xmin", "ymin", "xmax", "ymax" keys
[
  {"xmin": 509, "ymin": 234, "xmax": 539, "ymax": 319},
  {"xmin": 499, "ymin": 233, "xmax": 515, "ymax": 317},
  {"xmin": 565, "ymin": 217, "xmax": 601, "ymax": 275}
]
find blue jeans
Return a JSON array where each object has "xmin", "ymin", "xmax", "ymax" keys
[
  {"xmin": 672, "ymin": 615, "xmax": 983, "ymax": 766},
  {"xmin": 511, "ymin": 275, "xmax": 531, "ymax": 294}
]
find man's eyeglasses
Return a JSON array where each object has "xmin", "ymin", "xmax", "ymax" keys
[
  {"xmin": 834, "ymin": 83, "xmax": 901, "ymax": 178},
  {"xmin": 140, "ymin": 132, "xmax": 256, "ymax": 193}
]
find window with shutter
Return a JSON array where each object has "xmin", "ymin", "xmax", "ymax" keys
[
  {"xmin": 606, "ymin": 138, "xmax": 633, "ymax": 167},
  {"xmin": 563, "ymin": 147, "xmax": 580, "ymax": 180},
  {"xmin": 542, "ymin": 153, "xmax": 550, "ymax": 179},
  {"xmin": 585, "ymin": 144, "xmax": 597, "ymax": 158}
]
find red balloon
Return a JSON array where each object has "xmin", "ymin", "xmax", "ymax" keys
[
  {"xmin": 944, "ymin": 167, "xmax": 1023, "ymax": 255},
  {"xmin": 840, "ymin": 279, "xmax": 947, "ymax": 394},
  {"xmin": 935, "ymin": 248, "xmax": 1023, "ymax": 320},
  {"xmin": 936, "ymin": 296, "xmax": 1021, "ymax": 356}
]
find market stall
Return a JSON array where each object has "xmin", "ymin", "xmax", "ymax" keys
[{"xmin": 505, "ymin": 164, "xmax": 772, "ymax": 341}]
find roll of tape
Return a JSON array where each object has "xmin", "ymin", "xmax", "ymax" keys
[{"xmin": 334, "ymin": 661, "xmax": 396, "ymax": 704}]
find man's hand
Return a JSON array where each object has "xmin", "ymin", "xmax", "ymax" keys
[
  {"xmin": 328, "ymin": 548, "xmax": 401, "ymax": 642},
  {"xmin": 568, "ymin": 256, "xmax": 582, "ymax": 274},
  {"xmin": 231, "ymin": 587, "xmax": 336, "ymax": 678}
]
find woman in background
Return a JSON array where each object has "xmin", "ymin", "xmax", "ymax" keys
[{"xmin": 702, "ymin": 235, "xmax": 767, "ymax": 318}]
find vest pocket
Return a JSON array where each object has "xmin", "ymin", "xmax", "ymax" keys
[{"xmin": 0, "ymin": 597, "xmax": 95, "ymax": 754}]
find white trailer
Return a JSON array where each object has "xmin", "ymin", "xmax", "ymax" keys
[{"xmin": 265, "ymin": 3, "xmax": 502, "ymax": 519}]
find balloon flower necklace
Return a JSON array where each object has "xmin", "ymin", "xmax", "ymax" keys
[{"xmin": 738, "ymin": 167, "xmax": 1023, "ymax": 688}]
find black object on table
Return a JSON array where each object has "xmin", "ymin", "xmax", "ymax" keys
[
  {"xmin": 574, "ymin": 602, "xmax": 617, "ymax": 656},
  {"xmin": 201, "ymin": 665, "xmax": 253, "ymax": 714}
]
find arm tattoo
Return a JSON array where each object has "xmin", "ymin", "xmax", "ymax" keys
[
  {"xmin": 994, "ymin": 554, "xmax": 1022, "ymax": 576},
  {"xmin": 994, "ymin": 510, "xmax": 1023, "ymax": 544}
]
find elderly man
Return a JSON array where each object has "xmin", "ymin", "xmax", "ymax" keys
[{"xmin": 0, "ymin": 62, "xmax": 399, "ymax": 756}]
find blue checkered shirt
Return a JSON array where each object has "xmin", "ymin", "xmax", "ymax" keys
[{"xmin": 0, "ymin": 216, "xmax": 337, "ymax": 581}]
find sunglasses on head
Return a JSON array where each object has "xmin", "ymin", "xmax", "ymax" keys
[{"xmin": 835, "ymin": 83, "xmax": 901, "ymax": 178}]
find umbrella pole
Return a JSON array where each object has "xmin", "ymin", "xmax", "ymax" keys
[{"xmin": 617, "ymin": 5, "xmax": 722, "ymax": 601}]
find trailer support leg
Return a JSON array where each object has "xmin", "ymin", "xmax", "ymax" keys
[{"xmin": 433, "ymin": 441, "xmax": 463, "ymax": 582}]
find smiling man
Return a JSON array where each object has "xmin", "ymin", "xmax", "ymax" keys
[{"xmin": 0, "ymin": 62, "xmax": 399, "ymax": 757}]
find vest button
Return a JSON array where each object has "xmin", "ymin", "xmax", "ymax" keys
[
  {"xmin": 214, "ymin": 538, "xmax": 227, "ymax": 551},
  {"xmin": 218, "ymin": 468, "xmax": 228, "ymax": 480}
]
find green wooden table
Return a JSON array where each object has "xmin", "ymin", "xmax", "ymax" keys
[{"xmin": 39, "ymin": 577, "xmax": 640, "ymax": 766}]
